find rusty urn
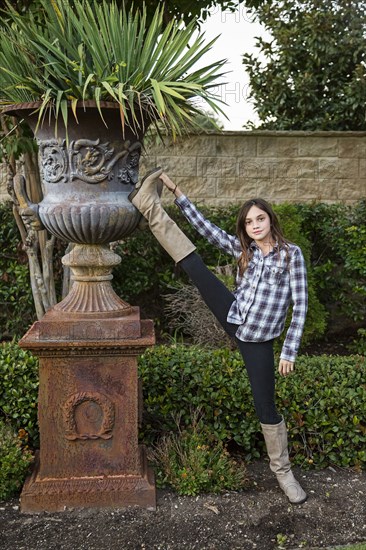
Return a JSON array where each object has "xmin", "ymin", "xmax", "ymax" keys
[{"xmin": 7, "ymin": 102, "xmax": 156, "ymax": 512}]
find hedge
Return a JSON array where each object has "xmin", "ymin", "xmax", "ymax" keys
[
  {"xmin": 0, "ymin": 419, "xmax": 34, "ymax": 500},
  {"xmin": 139, "ymin": 345, "xmax": 366, "ymax": 469},
  {"xmin": 1, "ymin": 341, "xmax": 364, "ymax": 471},
  {"xmin": 0, "ymin": 341, "xmax": 39, "ymax": 445}
]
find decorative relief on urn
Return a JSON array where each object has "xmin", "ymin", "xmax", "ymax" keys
[
  {"xmin": 63, "ymin": 391, "xmax": 115, "ymax": 440},
  {"xmin": 39, "ymin": 141, "xmax": 69, "ymax": 184},
  {"xmin": 38, "ymin": 138, "xmax": 141, "ymax": 185},
  {"xmin": 117, "ymin": 148, "xmax": 140, "ymax": 186}
]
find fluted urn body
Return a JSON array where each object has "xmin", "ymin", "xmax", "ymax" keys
[
  {"xmin": 36, "ymin": 108, "xmax": 142, "ymax": 244},
  {"xmin": 7, "ymin": 102, "xmax": 145, "ymax": 317}
]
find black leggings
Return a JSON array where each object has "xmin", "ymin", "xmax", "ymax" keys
[{"xmin": 180, "ymin": 252, "xmax": 282, "ymax": 425}]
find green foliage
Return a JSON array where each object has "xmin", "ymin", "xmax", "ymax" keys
[
  {"xmin": 113, "ymin": 229, "xmax": 168, "ymax": 302},
  {"xmin": 0, "ymin": 0, "xmax": 226, "ymax": 137},
  {"xmin": 348, "ymin": 329, "xmax": 366, "ymax": 355},
  {"xmin": 243, "ymin": 0, "xmax": 366, "ymax": 130},
  {"xmin": 297, "ymin": 200, "xmax": 366, "ymax": 323},
  {"xmin": 0, "ymin": 341, "xmax": 39, "ymax": 445},
  {"xmin": 149, "ymin": 419, "xmax": 248, "ymax": 495},
  {"xmin": 139, "ymin": 345, "xmax": 260, "ymax": 458},
  {"xmin": 139, "ymin": 344, "xmax": 366, "ymax": 469},
  {"xmin": 0, "ymin": 202, "xmax": 35, "ymax": 339},
  {"xmin": 0, "ymin": 419, "xmax": 34, "ymax": 500},
  {"xmin": 0, "ymin": 0, "xmax": 267, "ymax": 26},
  {"xmin": 279, "ymin": 354, "xmax": 366, "ymax": 469},
  {"xmin": 0, "ymin": 119, "xmax": 37, "ymax": 164}
]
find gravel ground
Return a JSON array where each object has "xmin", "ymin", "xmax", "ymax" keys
[{"xmin": 1, "ymin": 459, "xmax": 365, "ymax": 550}]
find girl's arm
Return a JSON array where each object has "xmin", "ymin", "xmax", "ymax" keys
[
  {"xmin": 280, "ymin": 247, "xmax": 308, "ymax": 364},
  {"xmin": 160, "ymin": 173, "xmax": 241, "ymax": 257}
]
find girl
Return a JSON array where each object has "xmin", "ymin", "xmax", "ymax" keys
[{"xmin": 130, "ymin": 168, "xmax": 308, "ymax": 504}]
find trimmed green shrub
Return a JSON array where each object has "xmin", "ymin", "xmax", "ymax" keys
[
  {"xmin": 0, "ymin": 341, "xmax": 39, "ymax": 445},
  {"xmin": 280, "ymin": 354, "xmax": 366, "ymax": 469},
  {"xmin": 139, "ymin": 344, "xmax": 260, "ymax": 457},
  {"xmin": 139, "ymin": 344, "xmax": 366, "ymax": 469},
  {"xmin": 0, "ymin": 341, "xmax": 365, "ymax": 471},
  {"xmin": 0, "ymin": 419, "xmax": 34, "ymax": 500}
]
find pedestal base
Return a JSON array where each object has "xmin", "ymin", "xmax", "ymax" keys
[
  {"xmin": 19, "ymin": 308, "xmax": 156, "ymax": 514},
  {"xmin": 21, "ymin": 446, "xmax": 155, "ymax": 513}
]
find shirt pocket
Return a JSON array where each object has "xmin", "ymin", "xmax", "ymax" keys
[
  {"xmin": 262, "ymin": 265, "xmax": 286, "ymax": 285},
  {"xmin": 242, "ymin": 258, "xmax": 258, "ymax": 281}
]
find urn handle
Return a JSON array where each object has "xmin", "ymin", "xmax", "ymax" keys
[{"xmin": 14, "ymin": 174, "xmax": 45, "ymax": 231}]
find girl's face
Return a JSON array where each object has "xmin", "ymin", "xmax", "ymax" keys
[{"xmin": 244, "ymin": 205, "xmax": 272, "ymax": 244}]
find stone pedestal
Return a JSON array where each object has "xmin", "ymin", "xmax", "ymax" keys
[{"xmin": 19, "ymin": 309, "xmax": 156, "ymax": 513}]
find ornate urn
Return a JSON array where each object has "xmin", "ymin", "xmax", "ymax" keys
[{"xmin": 7, "ymin": 101, "xmax": 144, "ymax": 318}]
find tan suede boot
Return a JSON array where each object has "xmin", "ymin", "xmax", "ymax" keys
[
  {"xmin": 261, "ymin": 419, "xmax": 307, "ymax": 504},
  {"xmin": 133, "ymin": 168, "xmax": 164, "ymax": 230},
  {"xmin": 129, "ymin": 168, "xmax": 196, "ymax": 263}
]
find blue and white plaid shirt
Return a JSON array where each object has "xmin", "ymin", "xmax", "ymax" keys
[{"xmin": 176, "ymin": 195, "xmax": 308, "ymax": 362}]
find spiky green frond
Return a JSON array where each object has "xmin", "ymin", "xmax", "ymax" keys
[{"xmin": 0, "ymin": 0, "xmax": 227, "ymax": 136}]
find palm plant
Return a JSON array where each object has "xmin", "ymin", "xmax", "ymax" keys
[{"xmin": 0, "ymin": 0, "xmax": 227, "ymax": 137}]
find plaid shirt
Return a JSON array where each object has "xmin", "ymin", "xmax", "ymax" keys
[{"xmin": 176, "ymin": 195, "xmax": 308, "ymax": 362}]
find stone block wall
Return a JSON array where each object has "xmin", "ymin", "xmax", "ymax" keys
[
  {"xmin": 1, "ymin": 131, "xmax": 365, "ymax": 205},
  {"xmin": 141, "ymin": 131, "xmax": 366, "ymax": 206}
]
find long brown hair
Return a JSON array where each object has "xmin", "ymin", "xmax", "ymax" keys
[{"xmin": 236, "ymin": 198, "xmax": 289, "ymax": 275}]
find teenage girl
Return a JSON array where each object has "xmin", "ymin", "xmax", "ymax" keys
[{"xmin": 129, "ymin": 168, "xmax": 308, "ymax": 504}]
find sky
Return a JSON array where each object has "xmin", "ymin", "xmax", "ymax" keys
[{"xmin": 198, "ymin": 5, "xmax": 268, "ymax": 130}]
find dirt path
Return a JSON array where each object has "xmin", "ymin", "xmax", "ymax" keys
[{"xmin": 1, "ymin": 459, "xmax": 365, "ymax": 550}]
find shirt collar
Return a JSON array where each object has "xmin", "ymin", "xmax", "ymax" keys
[{"xmin": 250, "ymin": 240, "xmax": 280, "ymax": 253}]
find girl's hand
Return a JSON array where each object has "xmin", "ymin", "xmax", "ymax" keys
[{"xmin": 279, "ymin": 359, "xmax": 294, "ymax": 376}]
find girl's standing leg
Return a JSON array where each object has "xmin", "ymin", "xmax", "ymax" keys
[{"xmin": 235, "ymin": 340, "xmax": 282, "ymax": 425}]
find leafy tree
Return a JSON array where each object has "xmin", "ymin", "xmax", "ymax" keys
[
  {"xmin": 1, "ymin": 0, "xmax": 267, "ymax": 24},
  {"xmin": 243, "ymin": 0, "xmax": 366, "ymax": 130}
]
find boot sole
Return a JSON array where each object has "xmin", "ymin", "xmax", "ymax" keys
[{"xmin": 289, "ymin": 494, "xmax": 308, "ymax": 505}]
